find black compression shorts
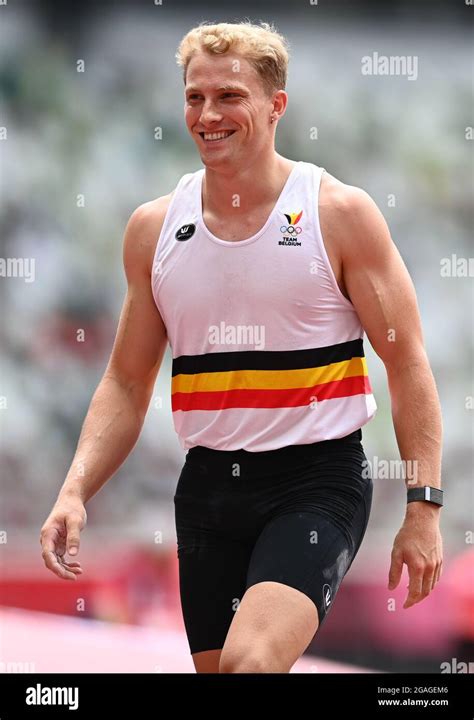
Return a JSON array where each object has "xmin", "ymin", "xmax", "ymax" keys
[{"xmin": 173, "ymin": 428, "xmax": 373, "ymax": 655}]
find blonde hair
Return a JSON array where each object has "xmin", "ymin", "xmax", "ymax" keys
[{"xmin": 176, "ymin": 21, "xmax": 290, "ymax": 96}]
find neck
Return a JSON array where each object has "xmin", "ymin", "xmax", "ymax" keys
[{"xmin": 202, "ymin": 152, "xmax": 296, "ymax": 216}]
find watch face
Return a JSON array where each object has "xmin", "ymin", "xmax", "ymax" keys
[{"xmin": 425, "ymin": 487, "xmax": 443, "ymax": 506}]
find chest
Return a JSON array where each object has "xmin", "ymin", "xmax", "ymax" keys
[
  {"xmin": 202, "ymin": 205, "xmax": 348, "ymax": 300},
  {"xmin": 202, "ymin": 205, "xmax": 275, "ymax": 243}
]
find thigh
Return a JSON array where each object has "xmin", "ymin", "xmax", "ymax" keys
[
  {"xmin": 174, "ymin": 458, "xmax": 254, "ymax": 655},
  {"xmin": 192, "ymin": 649, "xmax": 222, "ymax": 673},
  {"xmin": 176, "ymin": 541, "xmax": 252, "ymax": 656},
  {"xmin": 246, "ymin": 479, "xmax": 373, "ymax": 631},
  {"xmin": 220, "ymin": 580, "xmax": 318, "ymax": 673}
]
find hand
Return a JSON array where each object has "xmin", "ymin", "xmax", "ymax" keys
[
  {"xmin": 388, "ymin": 503, "xmax": 443, "ymax": 608},
  {"xmin": 40, "ymin": 493, "xmax": 87, "ymax": 580}
]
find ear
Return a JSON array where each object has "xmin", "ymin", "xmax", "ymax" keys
[{"xmin": 272, "ymin": 89, "xmax": 288, "ymax": 121}]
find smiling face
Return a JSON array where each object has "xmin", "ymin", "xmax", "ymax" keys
[{"xmin": 184, "ymin": 50, "xmax": 285, "ymax": 170}]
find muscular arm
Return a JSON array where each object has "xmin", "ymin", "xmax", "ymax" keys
[
  {"xmin": 40, "ymin": 197, "xmax": 171, "ymax": 577},
  {"xmin": 327, "ymin": 179, "xmax": 443, "ymax": 607},
  {"xmin": 333, "ymin": 185, "xmax": 442, "ymax": 496},
  {"xmin": 59, "ymin": 197, "xmax": 170, "ymax": 504}
]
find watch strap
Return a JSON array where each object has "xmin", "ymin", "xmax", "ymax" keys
[{"xmin": 407, "ymin": 486, "xmax": 443, "ymax": 507}]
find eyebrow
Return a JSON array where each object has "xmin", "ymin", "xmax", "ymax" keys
[{"xmin": 185, "ymin": 84, "xmax": 249, "ymax": 94}]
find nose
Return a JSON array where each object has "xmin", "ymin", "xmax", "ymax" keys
[{"xmin": 199, "ymin": 101, "xmax": 223, "ymax": 127}]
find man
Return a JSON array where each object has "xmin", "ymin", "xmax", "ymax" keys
[{"xmin": 40, "ymin": 21, "xmax": 443, "ymax": 674}]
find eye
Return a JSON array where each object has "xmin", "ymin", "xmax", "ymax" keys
[{"xmin": 222, "ymin": 93, "xmax": 240, "ymax": 99}]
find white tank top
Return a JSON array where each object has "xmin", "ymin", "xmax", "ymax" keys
[{"xmin": 152, "ymin": 160, "xmax": 377, "ymax": 451}]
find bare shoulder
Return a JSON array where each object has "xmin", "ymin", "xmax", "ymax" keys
[
  {"xmin": 320, "ymin": 171, "xmax": 378, "ymax": 220},
  {"xmin": 123, "ymin": 192, "xmax": 174, "ymax": 277},
  {"xmin": 319, "ymin": 171, "xmax": 390, "ymax": 258}
]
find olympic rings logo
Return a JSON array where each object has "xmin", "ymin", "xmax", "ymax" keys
[{"xmin": 280, "ymin": 225, "xmax": 303, "ymax": 235}]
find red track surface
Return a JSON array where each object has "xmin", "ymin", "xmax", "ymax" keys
[{"xmin": 0, "ymin": 607, "xmax": 372, "ymax": 674}]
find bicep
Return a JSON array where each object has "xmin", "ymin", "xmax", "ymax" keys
[
  {"xmin": 342, "ymin": 190, "xmax": 426, "ymax": 371},
  {"xmin": 105, "ymin": 203, "xmax": 168, "ymax": 393},
  {"xmin": 106, "ymin": 281, "xmax": 168, "ymax": 390}
]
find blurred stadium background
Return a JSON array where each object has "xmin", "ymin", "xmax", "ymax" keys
[{"xmin": 0, "ymin": 0, "xmax": 472, "ymax": 673}]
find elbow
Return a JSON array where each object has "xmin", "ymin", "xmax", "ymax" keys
[{"xmin": 102, "ymin": 371, "xmax": 153, "ymax": 425}]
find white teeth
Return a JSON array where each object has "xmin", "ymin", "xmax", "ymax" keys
[{"xmin": 203, "ymin": 131, "xmax": 233, "ymax": 141}]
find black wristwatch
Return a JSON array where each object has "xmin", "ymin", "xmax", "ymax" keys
[{"xmin": 407, "ymin": 486, "xmax": 444, "ymax": 507}]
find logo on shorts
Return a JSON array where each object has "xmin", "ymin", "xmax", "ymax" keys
[
  {"xmin": 175, "ymin": 223, "xmax": 196, "ymax": 241},
  {"xmin": 322, "ymin": 583, "xmax": 332, "ymax": 610},
  {"xmin": 279, "ymin": 210, "xmax": 303, "ymax": 246}
]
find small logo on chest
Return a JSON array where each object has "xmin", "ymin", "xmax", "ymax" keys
[
  {"xmin": 279, "ymin": 210, "xmax": 303, "ymax": 246},
  {"xmin": 175, "ymin": 223, "xmax": 196, "ymax": 241}
]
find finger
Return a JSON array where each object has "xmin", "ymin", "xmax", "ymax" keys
[
  {"xmin": 404, "ymin": 565, "xmax": 423, "ymax": 608},
  {"xmin": 57, "ymin": 554, "xmax": 83, "ymax": 568},
  {"xmin": 431, "ymin": 562, "xmax": 441, "ymax": 591},
  {"xmin": 388, "ymin": 552, "xmax": 403, "ymax": 590},
  {"xmin": 65, "ymin": 515, "xmax": 82, "ymax": 556},
  {"xmin": 60, "ymin": 562, "xmax": 83, "ymax": 574},
  {"xmin": 59, "ymin": 559, "xmax": 83, "ymax": 572},
  {"xmin": 60, "ymin": 565, "xmax": 83, "ymax": 575},
  {"xmin": 434, "ymin": 559, "xmax": 443, "ymax": 586},
  {"xmin": 42, "ymin": 550, "xmax": 78, "ymax": 580},
  {"xmin": 422, "ymin": 566, "xmax": 436, "ymax": 598},
  {"xmin": 56, "ymin": 535, "xmax": 67, "ymax": 555},
  {"xmin": 41, "ymin": 527, "xmax": 80, "ymax": 580},
  {"xmin": 41, "ymin": 526, "xmax": 60, "ymax": 552},
  {"xmin": 41, "ymin": 530, "xmax": 61, "ymax": 566}
]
